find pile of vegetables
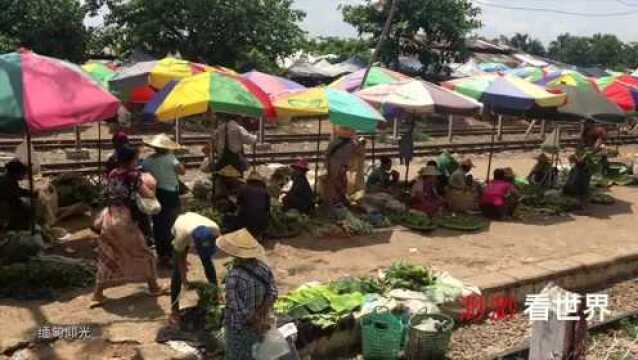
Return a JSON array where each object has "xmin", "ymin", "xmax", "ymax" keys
[
  {"xmin": 590, "ymin": 192, "xmax": 615, "ymax": 205},
  {"xmin": 0, "ymin": 255, "xmax": 95, "ymax": 298},
  {"xmin": 339, "ymin": 210, "xmax": 374, "ymax": 237},
  {"xmin": 266, "ymin": 205, "xmax": 303, "ymax": 238},
  {"xmin": 382, "ymin": 261, "xmax": 435, "ymax": 292},
  {"xmin": 389, "ymin": 211, "xmax": 437, "ymax": 231},
  {"xmin": 191, "ymin": 281, "xmax": 224, "ymax": 331},
  {"xmin": 184, "ymin": 199, "xmax": 223, "ymax": 227},
  {"xmin": 435, "ymin": 213, "xmax": 488, "ymax": 232},
  {"xmin": 52, "ymin": 174, "xmax": 103, "ymax": 207},
  {"xmin": 519, "ymin": 186, "xmax": 581, "ymax": 215}
]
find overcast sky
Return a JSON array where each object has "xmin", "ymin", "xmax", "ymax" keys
[{"xmin": 293, "ymin": 0, "xmax": 638, "ymax": 44}]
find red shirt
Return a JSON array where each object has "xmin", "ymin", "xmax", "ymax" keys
[{"xmin": 480, "ymin": 180, "xmax": 515, "ymax": 207}]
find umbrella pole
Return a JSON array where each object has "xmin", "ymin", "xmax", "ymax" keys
[
  {"xmin": 75, "ymin": 126, "xmax": 81, "ymax": 152},
  {"xmin": 211, "ymin": 113, "xmax": 217, "ymax": 201},
  {"xmin": 447, "ymin": 115, "xmax": 454, "ymax": 143},
  {"xmin": 392, "ymin": 117, "xmax": 399, "ymax": 141},
  {"xmin": 497, "ymin": 115, "xmax": 503, "ymax": 141},
  {"xmin": 175, "ymin": 118, "xmax": 181, "ymax": 145},
  {"xmin": 97, "ymin": 121, "xmax": 102, "ymax": 187},
  {"xmin": 258, "ymin": 117, "xmax": 265, "ymax": 144},
  {"xmin": 486, "ymin": 112, "xmax": 496, "ymax": 182},
  {"xmin": 26, "ymin": 129, "xmax": 35, "ymax": 235},
  {"xmin": 314, "ymin": 117, "xmax": 322, "ymax": 194},
  {"xmin": 371, "ymin": 134, "xmax": 376, "ymax": 169},
  {"xmin": 617, "ymin": 123, "xmax": 621, "ymax": 152}
]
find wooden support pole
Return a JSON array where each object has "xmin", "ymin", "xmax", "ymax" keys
[
  {"xmin": 314, "ymin": 117, "xmax": 322, "ymax": 194},
  {"xmin": 74, "ymin": 126, "xmax": 82, "ymax": 151},
  {"xmin": 26, "ymin": 130, "xmax": 35, "ymax": 234},
  {"xmin": 496, "ymin": 115, "xmax": 503, "ymax": 141},
  {"xmin": 175, "ymin": 118, "xmax": 182, "ymax": 145},
  {"xmin": 392, "ymin": 117, "xmax": 399, "ymax": 141},
  {"xmin": 540, "ymin": 119, "xmax": 547, "ymax": 140},
  {"xmin": 258, "ymin": 117, "xmax": 265, "ymax": 144},
  {"xmin": 525, "ymin": 119, "xmax": 537, "ymax": 139},
  {"xmin": 447, "ymin": 114, "xmax": 454, "ymax": 143}
]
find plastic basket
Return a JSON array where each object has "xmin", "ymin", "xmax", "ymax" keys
[
  {"xmin": 406, "ymin": 308, "xmax": 454, "ymax": 360},
  {"xmin": 361, "ymin": 306, "xmax": 405, "ymax": 360}
]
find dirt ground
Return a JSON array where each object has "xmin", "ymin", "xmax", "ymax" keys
[{"xmin": 1, "ymin": 146, "xmax": 637, "ymax": 359}]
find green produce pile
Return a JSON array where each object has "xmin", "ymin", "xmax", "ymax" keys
[
  {"xmin": 435, "ymin": 213, "xmax": 488, "ymax": 231},
  {"xmin": 520, "ymin": 186, "xmax": 581, "ymax": 215},
  {"xmin": 339, "ymin": 210, "xmax": 374, "ymax": 236},
  {"xmin": 590, "ymin": 193, "xmax": 615, "ymax": 205},
  {"xmin": 266, "ymin": 204, "xmax": 303, "ymax": 238},
  {"xmin": 388, "ymin": 211, "xmax": 437, "ymax": 231},
  {"xmin": 52, "ymin": 174, "xmax": 103, "ymax": 207},
  {"xmin": 383, "ymin": 261, "xmax": 435, "ymax": 292},
  {"xmin": 191, "ymin": 281, "xmax": 224, "ymax": 331},
  {"xmin": 0, "ymin": 255, "xmax": 95, "ymax": 297},
  {"xmin": 275, "ymin": 283, "xmax": 365, "ymax": 329}
]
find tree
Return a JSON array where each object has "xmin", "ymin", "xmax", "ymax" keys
[
  {"xmin": 304, "ymin": 36, "xmax": 372, "ymax": 62},
  {"xmin": 589, "ymin": 33, "xmax": 624, "ymax": 69},
  {"xmin": 342, "ymin": 0, "xmax": 481, "ymax": 75},
  {"xmin": 548, "ymin": 33, "xmax": 592, "ymax": 67},
  {"xmin": 87, "ymin": 0, "xmax": 306, "ymax": 71},
  {"xmin": 0, "ymin": 0, "xmax": 89, "ymax": 62},
  {"xmin": 502, "ymin": 33, "xmax": 546, "ymax": 56}
]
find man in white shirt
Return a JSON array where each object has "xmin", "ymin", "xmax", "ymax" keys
[
  {"xmin": 170, "ymin": 212, "xmax": 221, "ymax": 324},
  {"xmin": 213, "ymin": 116, "xmax": 257, "ymax": 173}
]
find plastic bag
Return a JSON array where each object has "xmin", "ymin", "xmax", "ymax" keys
[{"xmin": 252, "ymin": 328, "xmax": 291, "ymax": 360}]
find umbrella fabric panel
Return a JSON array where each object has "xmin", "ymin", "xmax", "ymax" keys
[
  {"xmin": 556, "ymin": 85, "xmax": 624, "ymax": 122},
  {"xmin": 604, "ymin": 82, "xmax": 638, "ymax": 112},
  {"xmin": 326, "ymin": 88, "xmax": 384, "ymax": 132},
  {"xmin": 273, "ymin": 87, "xmax": 330, "ymax": 119},
  {"xmin": 242, "ymin": 71, "xmax": 305, "ymax": 98},
  {"xmin": 109, "ymin": 60, "xmax": 157, "ymax": 91},
  {"xmin": 356, "ymin": 82, "xmax": 435, "ymax": 114},
  {"xmin": 82, "ymin": 62, "xmax": 115, "ymax": 89},
  {"xmin": 508, "ymin": 75, "xmax": 566, "ymax": 108},
  {"xmin": 444, "ymin": 75, "xmax": 495, "ymax": 100},
  {"xmin": 330, "ymin": 67, "xmax": 409, "ymax": 92},
  {"xmin": 482, "ymin": 77, "xmax": 536, "ymax": 110},
  {"xmin": 21, "ymin": 53, "xmax": 120, "ymax": 132},
  {"xmin": 151, "ymin": 73, "xmax": 213, "ymax": 121},
  {"xmin": 425, "ymin": 82, "xmax": 482, "ymax": 116},
  {"xmin": 211, "ymin": 73, "xmax": 273, "ymax": 119},
  {"xmin": 150, "ymin": 57, "xmax": 204, "ymax": 90},
  {"xmin": 0, "ymin": 52, "xmax": 25, "ymax": 132}
]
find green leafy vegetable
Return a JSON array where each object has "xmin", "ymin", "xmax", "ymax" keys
[{"xmin": 383, "ymin": 261, "xmax": 435, "ymax": 292}]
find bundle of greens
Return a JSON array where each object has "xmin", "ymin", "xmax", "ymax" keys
[
  {"xmin": 388, "ymin": 211, "xmax": 437, "ymax": 231},
  {"xmin": 436, "ymin": 213, "xmax": 488, "ymax": 231},
  {"xmin": 328, "ymin": 276, "xmax": 383, "ymax": 295},
  {"xmin": 266, "ymin": 205, "xmax": 303, "ymax": 238},
  {"xmin": 339, "ymin": 211, "xmax": 374, "ymax": 237},
  {"xmin": 275, "ymin": 283, "xmax": 365, "ymax": 329},
  {"xmin": 383, "ymin": 261, "xmax": 435, "ymax": 292},
  {"xmin": 191, "ymin": 281, "xmax": 224, "ymax": 331},
  {"xmin": 520, "ymin": 186, "xmax": 581, "ymax": 215},
  {"xmin": 52, "ymin": 174, "xmax": 103, "ymax": 207}
]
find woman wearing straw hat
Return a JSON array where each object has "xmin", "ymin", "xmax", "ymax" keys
[
  {"xmin": 225, "ymin": 171, "xmax": 271, "ymax": 238},
  {"xmin": 91, "ymin": 144, "xmax": 167, "ymax": 308},
  {"xmin": 282, "ymin": 158, "xmax": 315, "ymax": 213},
  {"xmin": 411, "ymin": 164, "xmax": 446, "ymax": 216},
  {"xmin": 216, "ymin": 229, "xmax": 277, "ymax": 360},
  {"xmin": 142, "ymin": 134, "xmax": 185, "ymax": 266}
]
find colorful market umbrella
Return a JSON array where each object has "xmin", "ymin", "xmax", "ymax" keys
[
  {"xmin": 273, "ymin": 87, "xmax": 385, "ymax": 132},
  {"xmin": 443, "ymin": 74, "xmax": 566, "ymax": 115},
  {"xmin": 478, "ymin": 62, "xmax": 510, "ymax": 73},
  {"xmin": 506, "ymin": 66, "xmax": 546, "ymax": 82},
  {"xmin": 329, "ymin": 66, "xmax": 411, "ymax": 92},
  {"xmin": 598, "ymin": 75, "xmax": 638, "ymax": 112},
  {"xmin": 82, "ymin": 62, "xmax": 116, "ymax": 89},
  {"xmin": 356, "ymin": 79, "xmax": 482, "ymax": 116},
  {"xmin": 241, "ymin": 71, "xmax": 305, "ymax": 99},
  {"xmin": 544, "ymin": 85, "xmax": 625, "ymax": 123},
  {"xmin": 535, "ymin": 70, "xmax": 595, "ymax": 90},
  {"xmin": 143, "ymin": 71, "xmax": 275, "ymax": 122},
  {"xmin": 0, "ymin": 51, "xmax": 120, "ymax": 133}
]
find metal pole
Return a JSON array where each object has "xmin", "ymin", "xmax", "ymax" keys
[
  {"xmin": 26, "ymin": 129, "xmax": 35, "ymax": 234},
  {"xmin": 371, "ymin": 134, "xmax": 376, "ymax": 168},
  {"xmin": 486, "ymin": 112, "xmax": 496, "ymax": 182},
  {"xmin": 258, "ymin": 117, "xmax": 265, "ymax": 143},
  {"xmin": 75, "ymin": 126, "xmax": 81, "ymax": 151},
  {"xmin": 211, "ymin": 114, "xmax": 217, "ymax": 200},
  {"xmin": 97, "ymin": 121, "xmax": 102, "ymax": 186},
  {"xmin": 358, "ymin": 0, "xmax": 399, "ymax": 90},
  {"xmin": 392, "ymin": 117, "xmax": 399, "ymax": 141},
  {"xmin": 617, "ymin": 123, "xmax": 621, "ymax": 152},
  {"xmin": 497, "ymin": 115, "xmax": 503, "ymax": 141},
  {"xmin": 447, "ymin": 115, "xmax": 454, "ymax": 143},
  {"xmin": 314, "ymin": 117, "xmax": 322, "ymax": 193},
  {"xmin": 175, "ymin": 118, "xmax": 181, "ymax": 145},
  {"xmin": 540, "ymin": 119, "xmax": 547, "ymax": 140}
]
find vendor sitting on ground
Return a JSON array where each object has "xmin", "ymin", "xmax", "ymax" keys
[
  {"xmin": 563, "ymin": 154, "xmax": 592, "ymax": 205},
  {"xmin": 225, "ymin": 171, "xmax": 271, "ymax": 238},
  {"xmin": 436, "ymin": 151, "xmax": 459, "ymax": 188},
  {"xmin": 366, "ymin": 156, "xmax": 399, "ymax": 192},
  {"xmin": 411, "ymin": 165, "xmax": 445, "ymax": 216},
  {"xmin": 282, "ymin": 159, "xmax": 314, "ymax": 213},
  {"xmin": 0, "ymin": 159, "xmax": 32, "ymax": 230},
  {"xmin": 169, "ymin": 212, "xmax": 221, "ymax": 326},
  {"xmin": 480, "ymin": 168, "xmax": 519, "ymax": 219},
  {"xmin": 528, "ymin": 153, "xmax": 555, "ymax": 187},
  {"xmin": 213, "ymin": 165, "xmax": 244, "ymax": 209},
  {"xmin": 445, "ymin": 159, "xmax": 480, "ymax": 212}
]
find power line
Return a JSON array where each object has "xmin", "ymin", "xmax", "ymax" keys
[{"xmin": 475, "ymin": 0, "xmax": 638, "ymax": 17}]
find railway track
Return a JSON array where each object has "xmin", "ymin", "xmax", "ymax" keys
[
  {"xmin": 40, "ymin": 134, "xmax": 638, "ymax": 176},
  {"xmin": 0, "ymin": 124, "xmax": 602, "ymax": 152}
]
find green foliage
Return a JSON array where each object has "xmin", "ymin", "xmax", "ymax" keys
[
  {"xmin": 383, "ymin": 261, "xmax": 434, "ymax": 292},
  {"xmin": 191, "ymin": 281, "xmax": 224, "ymax": 331},
  {"xmin": 547, "ymin": 33, "xmax": 637, "ymax": 70},
  {"xmin": 0, "ymin": 0, "xmax": 89, "ymax": 62},
  {"xmin": 90, "ymin": 0, "xmax": 306, "ymax": 71},
  {"xmin": 342, "ymin": 0, "xmax": 481, "ymax": 75},
  {"xmin": 502, "ymin": 33, "xmax": 546, "ymax": 56},
  {"xmin": 304, "ymin": 36, "xmax": 372, "ymax": 63}
]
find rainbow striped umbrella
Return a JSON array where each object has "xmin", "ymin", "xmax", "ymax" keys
[
  {"xmin": 535, "ymin": 70, "xmax": 595, "ymax": 90},
  {"xmin": 273, "ymin": 87, "xmax": 385, "ymax": 132},
  {"xmin": 0, "ymin": 50, "xmax": 120, "ymax": 133},
  {"xmin": 241, "ymin": 71, "xmax": 305, "ymax": 99},
  {"xmin": 597, "ymin": 75, "xmax": 638, "ymax": 113},
  {"xmin": 143, "ymin": 72, "xmax": 275, "ymax": 122},
  {"xmin": 443, "ymin": 74, "xmax": 566, "ymax": 115},
  {"xmin": 329, "ymin": 66, "xmax": 410, "ymax": 92},
  {"xmin": 82, "ymin": 62, "xmax": 116, "ymax": 89}
]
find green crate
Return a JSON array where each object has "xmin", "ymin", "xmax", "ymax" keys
[{"xmin": 361, "ymin": 307, "xmax": 405, "ymax": 360}]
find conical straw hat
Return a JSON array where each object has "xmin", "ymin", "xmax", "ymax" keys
[
  {"xmin": 216, "ymin": 228, "xmax": 266, "ymax": 262},
  {"xmin": 144, "ymin": 134, "xmax": 182, "ymax": 150}
]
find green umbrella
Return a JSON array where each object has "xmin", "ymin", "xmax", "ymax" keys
[{"xmin": 82, "ymin": 62, "xmax": 116, "ymax": 89}]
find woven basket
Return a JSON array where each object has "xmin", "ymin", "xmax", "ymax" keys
[
  {"xmin": 406, "ymin": 309, "xmax": 454, "ymax": 360},
  {"xmin": 361, "ymin": 306, "xmax": 405, "ymax": 360}
]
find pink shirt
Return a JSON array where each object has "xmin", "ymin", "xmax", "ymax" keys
[{"xmin": 480, "ymin": 180, "xmax": 514, "ymax": 207}]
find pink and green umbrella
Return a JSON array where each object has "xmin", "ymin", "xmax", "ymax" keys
[
  {"xmin": 329, "ymin": 66, "xmax": 410, "ymax": 92},
  {"xmin": 241, "ymin": 71, "xmax": 305, "ymax": 99},
  {"xmin": 0, "ymin": 50, "xmax": 120, "ymax": 133}
]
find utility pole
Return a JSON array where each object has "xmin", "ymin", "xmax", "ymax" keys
[{"xmin": 358, "ymin": 0, "xmax": 399, "ymax": 91}]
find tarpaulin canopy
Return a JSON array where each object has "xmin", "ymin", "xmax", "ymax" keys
[
  {"xmin": 273, "ymin": 87, "xmax": 385, "ymax": 132},
  {"xmin": 0, "ymin": 50, "xmax": 120, "ymax": 133},
  {"xmin": 143, "ymin": 72, "xmax": 275, "ymax": 122},
  {"xmin": 356, "ymin": 79, "xmax": 482, "ymax": 116}
]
